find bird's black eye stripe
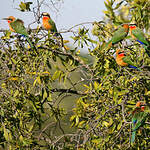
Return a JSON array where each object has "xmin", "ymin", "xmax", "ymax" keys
[
  {"xmin": 118, "ymin": 52, "xmax": 123, "ymax": 54},
  {"xmin": 45, "ymin": 15, "xmax": 50, "ymax": 17},
  {"xmin": 129, "ymin": 24, "xmax": 137, "ymax": 26}
]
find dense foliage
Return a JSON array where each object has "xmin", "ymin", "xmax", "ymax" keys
[{"xmin": 0, "ymin": 0, "xmax": 150, "ymax": 149}]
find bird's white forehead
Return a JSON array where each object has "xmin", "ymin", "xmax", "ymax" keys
[{"xmin": 42, "ymin": 12, "xmax": 48, "ymax": 15}]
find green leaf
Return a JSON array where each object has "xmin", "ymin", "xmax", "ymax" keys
[
  {"xmin": 103, "ymin": 121, "xmax": 109, "ymax": 127},
  {"xmin": 104, "ymin": 1, "xmax": 113, "ymax": 11},
  {"xmin": 33, "ymin": 76, "xmax": 41, "ymax": 86},
  {"xmin": 52, "ymin": 70, "xmax": 61, "ymax": 80},
  {"xmin": 14, "ymin": 90, "xmax": 19, "ymax": 97},
  {"xmin": 18, "ymin": 2, "xmax": 32, "ymax": 12},
  {"xmin": 4, "ymin": 127, "xmax": 12, "ymax": 141},
  {"xmin": 75, "ymin": 116, "xmax": 79, "ymax": 126},
  {"xmin": 145, "ymin": 91, "xmax": 150, "ymax": 96},
  {"xmin": 11, "ymin": 58, "xmax": 17, "ymax": 64},
  {"xmin": 117, "ymin": 121, "xmax": 122, "ymax": 130},
  {"xmin": 114, "ymin": 1, "xmax": 124, "ymax": 10},
  {"xmin": 92, "ymin": 138, "xmax": 102, "ymax": 144},
  {"xmin": 43, "ymin": 89, "xmax": 48, "ymax": 99},
  {"xmin": 19, "ymin": 2, "xmax": 26, "ymax": 11}
]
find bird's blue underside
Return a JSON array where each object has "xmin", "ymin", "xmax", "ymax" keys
[
  {"xmin": 129, "ymin": 65, "xmax": 137, "ymax": 69},
  {"xmin": 133, "ymin": 119, "xmax": 137, "ymax": 124},
  {"xmin": 137, "ymin": 40, "xmax": 144, "ymax": 45}
]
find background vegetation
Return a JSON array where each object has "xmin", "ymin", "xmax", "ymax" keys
[{"xmin": 0, "ymin": 0, "xmax": 150, "ymax": 149}]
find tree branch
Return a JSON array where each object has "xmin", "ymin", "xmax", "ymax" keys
[{"xmin": 50, "ymin": 88, "xmax": 86, "ymax": 96}]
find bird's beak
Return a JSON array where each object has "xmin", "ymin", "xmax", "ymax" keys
[
  {"xmin": 40, "ymin": 14, "xmax": 43, "ymax": 18},
  {"xmin": 41, "ymin": 13, "xmax": 45, "ymax": 16},
  {"xmin": 2, "ymin": 18, "xmax": 9, "ymax": 20}
]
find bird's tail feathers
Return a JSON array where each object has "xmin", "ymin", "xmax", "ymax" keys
[
  {"xmin": 131, "ymin": 131, "xmax": 136, "ymax": 144},
  {"xmin": 58, "ymin": 33, "xmax": 64, "ymax": 48},
  {"xmin": 26, "ymin": 36, "xmax": 34, "ymax": 49},
  {"xmin": 104, "ymin": 40, "xmax": 112, "ymax": 51},
  {"xmin": 53, "ymin": 32, "xmax": 64, "ymax": 48}
]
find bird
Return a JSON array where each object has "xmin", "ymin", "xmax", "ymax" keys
[
  {"xmin": 41, "ymin": 12, "xmax": 64, "ymax": 47},
  {"xmin": 131, "ymin": 101, "xmax": 148, "ymax": 144},
  {"xmin": 129, "ymin": 24, "xmax": 150, "ymax": 57},
  {"xmin": 3, "ymin": 16, "xmax": 33, "ymax": 49},
  {"xmin": 104, "ymin": 24, "xmax": 129, "ymax": 51},
  {"xmin": 42, "ymin": 12, "xmax": 58, "ymax": 35},
  {"xmin": 116, "ymin": 49, "xmax": 141, "ymax": 70}
]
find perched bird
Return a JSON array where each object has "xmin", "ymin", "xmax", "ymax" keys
[
  {"xmin": 129, "ymin": 24, "xmax": 150, "ymax": 57},
  {"xmin": 42, "ymin": 12, "xmax": 59, "ymax": 35},
  {"xmin": 42, "ymin": 12, "xmax": 64, "ymax": 47},
  {"xmin": 131, "ymin": 101, "xmax": 148, "ymax": 144},
  {"xmin": 116, "ymin": 49, "xmax": 141, "ymax": 70},
  {"xmin": 3, "ymin": 16, "xmax": 33, "ymax": 48},
  {"xmin": 104, "ymin": 24, "xmax": 129, "ymax": 51}
]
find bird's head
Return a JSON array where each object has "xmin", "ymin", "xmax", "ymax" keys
[
  {"xmin": 122, "ymin": 24, "xmax": 129, "ymax": 29},
  {"xmin": 2, "ymin": 16, "xmax": 16, "ymax": 24},
  {"xmin": 42, "ymin": 12, "xmax": 51, "ymax": 20},
  {"xmin": 129, "ymin": 24, "xmax": 137, "ymax": 29},
  {"xmin": 136, "ymin": 101, "xmax": 146, "ymax": 111}
]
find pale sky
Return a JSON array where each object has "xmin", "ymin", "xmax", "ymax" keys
[{"xmin": 0, "ymin": 0, "xmax": 105, "ymax": 42}]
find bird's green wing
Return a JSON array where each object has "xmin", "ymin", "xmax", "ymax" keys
[
  {"xmin": 48, "ymin": 19, "xmax": 58, "ymax": 33},
  {"xmin": 111, "ymin": 27, "xmax": 128, "ymax": 44},
  {"xmin": 131, "ymin": 110, "xmax": 147, "ymax": 144},
  {"xmin": 132, "ymin": 111, "xmax": 147, "ymax": 131},
  {"xmin": 122, "ymin": 55, "xmax": 135, "ymax": 67},
  {"xmin": 132, "ymin": 112, "xmax": 139, "ymax": 130},
  {"xmin": 10, "ymin": 19, "xmax": 33, "ymax": 48},
  {"xmin": 10, "ymin": 19, "xmax": 28, "ymax": 37},
  {"xmin": 131, "ymin": 111, "xmax": 138, "ymax": 144},
  {"xmin": 132, "ymin": 28, "xmax": 149, "ymax": 45},
  {"xmin": 131, "ymin": 130, "xmax": 136, "ymax": 144},
  {"xmin": 133, "ymin": 112, "xmax": 147, "ymax": 131},
  {"xmin": 104, "ymin": 40, "xmax": 112, "ymax": 51}
]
